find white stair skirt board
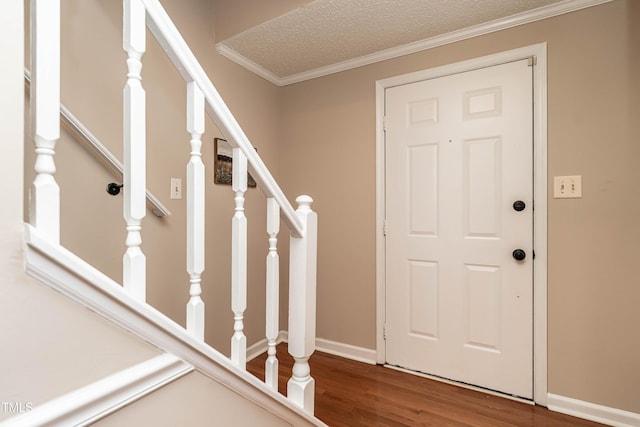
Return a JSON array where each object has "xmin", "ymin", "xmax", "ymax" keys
[
  {"xmin": 23, "ymin": 225, "xmax": 325, "ymax": 427},
  {"xmin": 2, "ymin": 354, "xmax": 192, "ymax": 427},
  {"xmin": 247, "ymin": 332, "xmax": 377, "ymax": 365},
  {"xmin": 547, "ymin": 394, "xmax": 640, "ymax": 427}
]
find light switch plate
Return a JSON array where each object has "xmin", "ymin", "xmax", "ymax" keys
[
  {"xmin": 553, "ymin": 175, "xmax": 582, "ymax": 198},
  {"xmin": 170, "ymin": 178, "xmax": 182, "ymax": 200}
]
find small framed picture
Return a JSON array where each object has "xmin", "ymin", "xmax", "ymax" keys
[{"xmin": 214, "ymin": 138, "xmax": 256, "ymax": 187}]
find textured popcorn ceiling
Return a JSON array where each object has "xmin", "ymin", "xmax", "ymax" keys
[{"xmin": 218, "ymin": 0, "xmax": 565, "ymax": 80}]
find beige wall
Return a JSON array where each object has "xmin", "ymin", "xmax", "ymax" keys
[
  {"xmin": 19, "ymin": 0, "xmax": 639, "ymax": 418},
  {"xmin": 279, "ymin": 0, "xmax": 639, "ymax": 413},
  {"xmin": 93, "ymin": 371, "xmax": 293, "ymax": 427},
  {"xmin": 4, "ymin": 0, "xmax": 161, "ymax": 420},
  {"xmin": 10, "ymin": 1, "xmax": 305, "ymax": 424},
  {"xmin": 24, "ymin": 0, "xmax": 289, "ymax": 355}
]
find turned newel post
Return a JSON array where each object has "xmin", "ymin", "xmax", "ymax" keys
[
  {"xmin": 30, "ymin": 0, "xmax": 61, "ymax": 244},
  {"xmin": 287, "ymin": 195, "xmax": 318, "ymax": 413},
  {"xmin": 123, "ymin": 0, "xmax": 147, "ymax": 301}
]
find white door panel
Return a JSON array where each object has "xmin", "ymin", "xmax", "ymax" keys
[{"xmin": 385, "ymin": 59, "xmax": 533, "ymax": 398}]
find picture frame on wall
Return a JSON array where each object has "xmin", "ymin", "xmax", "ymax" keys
[{"xmin": 213, "ymin": 137, "xmax": 257, "ymax": 188}]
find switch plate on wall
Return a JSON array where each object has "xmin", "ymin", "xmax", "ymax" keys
[
  {"xmin": 553, "ymin": 175, "xmax": 582, "ymax": 198},
  {"xmin": 170, "ymin": 178, "xmax": 182, "ymax": 200}
]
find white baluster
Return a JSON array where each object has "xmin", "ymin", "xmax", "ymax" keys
[
  {"xmin": 123, "ymin": 0, "xmax": 146, "ymax": 301},
  {"xmin": 287, "ymin": 195, "xmax": 318, "ymax": 413},
  {"xmin": 30, "ymin": 0, "xmax": 61, "ymax": 244},
  {"xmin": 265, "ymin": 198, "xmax": 280, "ymax": 390},
  {"xmin": 186, "ymin": 82, "xmax": 205, "ymax": 340},
  {"xmin": 231, "ymin": 148, "xmax": 248, "ymax": 368}
]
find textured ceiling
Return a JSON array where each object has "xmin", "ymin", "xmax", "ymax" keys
[{"xmin": 216, "ymin": 0, "xmax": 603, "ymax": 84}]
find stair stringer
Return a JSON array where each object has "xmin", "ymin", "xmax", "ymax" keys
[{"xmin": 23, "ymin": 225, "xmax": 325, "ymax": 427}]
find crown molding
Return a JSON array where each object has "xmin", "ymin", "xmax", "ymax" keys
[
  {"xmin": 216, "ymin": 0, "xmax": 613, "ymax": 86},
  {"xmin": 216, "ymin": 44, "xmax": 283, "ymax": 86}
]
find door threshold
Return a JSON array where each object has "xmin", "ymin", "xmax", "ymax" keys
[{"xmin": 383, "ymin": 364, "xmax": 534, "ymax": 405}]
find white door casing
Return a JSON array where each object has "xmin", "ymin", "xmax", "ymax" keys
[
  {"xmin": 375, "ymin": 44, "xmax": 548, "ymax": 404},
  {"xmin": 385, "ymin": 59, "xmax": 532, "ymax": 398}
]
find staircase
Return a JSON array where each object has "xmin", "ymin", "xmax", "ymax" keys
[{"xmin": 1, "ymin": 0, "xmax": 322, "ymax": 425}]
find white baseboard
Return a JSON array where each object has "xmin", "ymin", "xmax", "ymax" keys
[
  {"xmin": 247, "ymin": 331, "xmax": 376, "ymax": 365},
  {"xmin": 247, "ymin": 337, "xmax": 270, "ymax": 362},
  {"xmin": 315, "ymin": 337, "xmax": 377, "ymax": 365},
  {"xmin": 548, "ymin": 393, "xmax": 640, "ymax": 427}
]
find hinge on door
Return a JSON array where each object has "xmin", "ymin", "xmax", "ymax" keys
[
  {"xmin": 383, "ymin": 116, "xmax": 387, "ymax": 131},
  {"xmin": 528, "ymin": 56, "xmax": 537, "ymax": 67},
  {"xmin": 383, "ymin": 324, "xmax": 387, "ymax": 340},
  {"xmin": 383, "ymin": 220, "xmax": 387, "ymax": 236}
]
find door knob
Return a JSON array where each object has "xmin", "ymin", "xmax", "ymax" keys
[
  {"xmin": 513, "ymin": 200, "xmax": 526, "ymax": 211},
  {"xmin": 512, "ymin": 249, "xmax": 526, "ymax": 261}
]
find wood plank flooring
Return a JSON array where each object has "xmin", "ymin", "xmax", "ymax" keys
[{"xmin": 247, "ymin": 345, "xmax": 605, "ymax": 427}]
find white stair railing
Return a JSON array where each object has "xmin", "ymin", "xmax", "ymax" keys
[
  {"xmin": 29, "ymin": 0, "xmax": 318, "ymax": 415},
  {"xmin": 186, "ymin": 81, "xmax": 206, "ymax": 340},
  {"xmin": 265, "ymin": 198, "xmax": 281, "ymax": 391},
  {"xmin": 287, "ymin": 196, "xmax": 318, "ymax": 413},
  {"xmin": 123, "ymin": 0, "xmax": 147, "ymax": 303},
  {"xmin": 30, "ymin": 0, "xmax": 61, "ymax": 245},
  {"xmin": 231, "ymin": 148, "xmax": 249, "ymax": 369}
]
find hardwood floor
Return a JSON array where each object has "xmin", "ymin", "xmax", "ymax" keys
[{"xmin": 247, "ymin": 345, "xmax": 605, "ymax": 427}]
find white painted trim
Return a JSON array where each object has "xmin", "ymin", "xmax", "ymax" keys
[
  {"xmin": 375, "ymin": 70, "xmax": 387, "ymax": 365},
  {"xmin": 247, "ymin": 337, "xmax": 273, "ymax": 362},
  {"xmin": 548, "ymin": 394, "xmax": 640, "ymax": 427},
  {"xmin": 23, "ymin": 225, "xmax": 325, "ymax": 427},
  {"xmin": 2, "ymin": 354, "xmax": 192, "ymax": 427},
  {"xmin": 375, "ymin": 43, "xmax": 548, "ymax": 405},
  {"xmin": 217, "ymin": 0, "xmax": 611, "ymax": 86},
  {"xmin": 531, "ymin": 44, "xmax": 549, "ymax": 407},
  {"xmin": 216, "ymin": 44, "xmax": 283, "ymax": 86},
  {"xmin": 248, "ymin": 331, "xmax": 377, "ymax": 365},
  {"xmin": 23, "ymin": 70, "xmax": 170, "ymax": 218},
  {"xmin": 315, "ymin": 338, "xmax": 376, "ymax": 365}
]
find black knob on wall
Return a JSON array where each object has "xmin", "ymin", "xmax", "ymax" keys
[
  {"xmin": 107, "ymin": 183, "xmax": 123, "ymax": 196},
  {"xmin": 513, "ymin": 200, "xmax": 526, "ymax": 211},
  {"xmin": 512, "ymin": 249, "xmax": 526, "ymax": 261}
]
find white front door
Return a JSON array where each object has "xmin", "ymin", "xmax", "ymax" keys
[{"xmin": 384, "ymin": 59, "xmax": 534, "ymax": 398}]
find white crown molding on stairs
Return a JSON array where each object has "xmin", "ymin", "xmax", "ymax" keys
[
  {"xmin": 217, "ymin": 0, "xmax": 613, "ymax": 86},
  {"xmin": 22, "ymin": 225, "xmax": 325, "ymax": 427},
  {"xmin": 2, "ymin": 354, "xmax": 192, "ymax": 427}
]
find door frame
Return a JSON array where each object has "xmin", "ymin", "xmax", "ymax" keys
[{"xmin": 375, "ymin": 43, "xmax": 548, "ymax": 405}]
